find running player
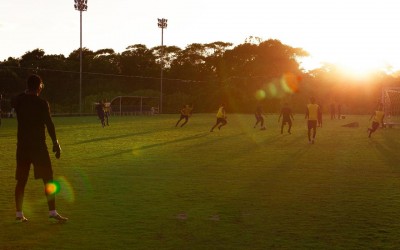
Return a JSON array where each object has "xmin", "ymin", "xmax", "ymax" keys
[
  {"xmin": 367, "ymin": 103, "xmax": 385, "ymax": 138},
  {"xmin": 210, "ymin": 103, "xmax": 227, "ymax": 132},
  {"xmin": 278, "ymin": 103, "xmax": 294, "ymax": 134},
  {"xmin": 254, "ymin": 105, "xmax": 266, "ymax": 130},
  {"xmin": 12, "ymin": 74, "xmax": 67, "ymax": 223},
  {"xmin": 305, "ymin": 97, "xmax": 320, "ymax": 144},
  {"xmin": 175, "ymin": 104, "xmax": 193, "ymax": 127}
]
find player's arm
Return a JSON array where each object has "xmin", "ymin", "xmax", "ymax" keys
[
  {"xmin": 305, "ymin": 108, "xmax": 309, "ymax": 119},
  {"xmin": 290, "ymin": 112, "xmax": 294, "ymax": 120},
  {"xmin": 43, "ymin": 102, "xmax": 61, "ymax": 159},
  {"xmin": 278, "ymin": 110, "xmax": 282, "ymax": 122}
]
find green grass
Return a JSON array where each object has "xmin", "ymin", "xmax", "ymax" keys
[{"xmin": 1, "ymin": 114, "xmax": 400, "ymax": 249}]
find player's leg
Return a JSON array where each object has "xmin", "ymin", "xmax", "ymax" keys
[
  {"xmin": 369, "ymin": 122, "xmax": 379, "ymax": 138},
  {"xmin": 43, "ymin": 178, "xmax": 56, "ymax": 211},
  {"xmin": 101, "ymin": 113, "xmax": 105, "ymax": 127},
  {"xmin": 312, "ymin": 121, "xmax": 317, "ymax": 143},
  {"xmin": 210, "ymin": 119, "xmax": 220, "ymax": 132},
  {"xmin": 218, "ymin": 118, "xmax": 227, "ymax": 130},
  {"xmin": 254, "ymin": 115, "xmax": 260, "ymax": 128},
  {"xmin": 260, "ymin": 117, "xmax": 265, "ymax": 130},
  {"xmin": 307, "ymin": 121, "xmax": 312, "ymax": 143},
  {"xmin": 281, "ymin": 121, "xmax": 285, "ymax": 134},
  {"xmin": 180, "ymin": 116, "xmax": 189, "ymax": 127},
  {"xmin": 15, "ymin": 149, "xmax": 31, "ymax": 222},
  {"xmin": 288, "ymin": 120, "xmax": 292, "ymax": 134},
  {"xmin": 44, "ymin": 178, "xmax": 68, "ymax": 222},
  {"xmin": 176, "ymin": 115, "xmax": 184, "ymax": 127},
  {"xmin": 105, "ymin": 112, "xmax": 109, "ymax": 126},
  {"xmin": 15, "ymin": 178, "xmax": 28, "ymax": 222}
]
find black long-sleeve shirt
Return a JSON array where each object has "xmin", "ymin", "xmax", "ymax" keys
[{"xmin": 13, "ymin": 93, "xmax": 56, "ymax": 148}]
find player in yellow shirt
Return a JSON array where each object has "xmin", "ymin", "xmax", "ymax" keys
[
  {"xmin": 367, "ymin": 103, "xmax": 385, "ymax": 138},
  {"xmin": 305, "ymin": 97, "xmax": 321, "ymax": 144},
  {"xmin": 175, "ymin": 104, "xmax": 193, "ymax": 127},
  {"xmin": 210, "ymin": 103, "xmax": 227, "ymax": 132}
]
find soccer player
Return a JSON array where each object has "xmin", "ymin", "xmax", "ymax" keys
[
  {"xmin": 337, "ymin": 103, "xmax": 342, "ymax": 120},
  {"xmin": 330, "ymin": 103, "xmax": 336, "ymax": 120},
  {"xmin": 95, "ymin": 100, "xmax": 106, "ymax": 127},
  {"xmin": 12, "ymin": 74, "xmax": 67, "ymax": 223},
  {"xmin": 305, "ymin": 97, "xmax": 320, "ymax": 144},
  {"xmin": 175, "ymin": 104, "xmax": 193, "ymax": 127},
  {"xmin": 103, "ymin": 99, "xmax": 111, "ymax": 126},
  {"xmin": 317, "ymin": 103, "xmax": 323, "ymax": 127},
  {"xmin": 278, "ymin": 103, "xmax": 294, "ymax": 134},
  {"xmin": 254, "ymin": 105, "xmax": 266, "ymax": 130},
  {"xmin": 210, "ymin": 103, "xmax": 227, "ymax": 132},
  {"xmin": 367, "ymin": 103, "xmax": 385, "ymax": 138}
]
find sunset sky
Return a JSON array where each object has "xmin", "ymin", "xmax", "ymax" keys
[{"xmin": 1, "ymin": 0, "xmax": 399, "ymax": 74}]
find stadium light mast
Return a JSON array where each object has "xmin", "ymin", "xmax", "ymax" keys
[
  {"xmin": 74, "ymin": 0, "xmax": 88, "ymax": 114},
  {"xmin": 157, "ymin": 18, "xmax": 167, "ymax": 114}
]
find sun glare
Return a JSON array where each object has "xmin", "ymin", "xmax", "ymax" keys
[{"xmin": 300, "ymin": 47, "xmax": 391, "ymax": 80}]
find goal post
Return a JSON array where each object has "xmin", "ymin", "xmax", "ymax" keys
[
  {"xmin": 109, "ymin": 96, "xmax": 159, "ymax": 116},
  {"xmin": 382, "ymin": 87, "xmax": 400, "ymax": 127}
]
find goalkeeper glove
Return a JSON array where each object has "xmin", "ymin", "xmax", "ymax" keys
[{"xmin": 52, "ymin": 140, "xmax": 61, "ymax": 159}]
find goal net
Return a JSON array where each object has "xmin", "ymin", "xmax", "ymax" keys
[{"xmin": 382, "ymin": 87, "xmax": 400, "ymax": 126}]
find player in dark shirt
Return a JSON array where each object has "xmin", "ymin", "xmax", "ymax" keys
[
  {"xmin": 13, "ymin": 74, "xmax": 67, "ymax": 223},
  {"xmin": 278, "ymin": 103, "xmax": 294, "ymax": 134},
  {"xmin": 254, "ymin": 105, "xmax": 266, "ymax": 130},
  {"xmin": 95, "ymin": 100, "xmax": 106, "ymax": 127}
]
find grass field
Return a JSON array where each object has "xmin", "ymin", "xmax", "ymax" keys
[{"xmin": 1, "ymin": 113, "xmax": 400, "ymax": 249}]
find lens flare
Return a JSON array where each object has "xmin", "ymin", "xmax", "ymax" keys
[
  {"xmin": 281, "ymin": 73, "xmax": 300, "ymax": 93},
  {"xmin": 45, "ymin": 181, "xmax": 61, "ymax": 195},
  {"xmin": 255, "ymin": 89, "xmax": 266, "ymax": 100},
  {"xmin": 56, "ymin": 176, "xmax": 76, "ymax": 203},
  {"xmin": 268, "ymin": 83, "xmax": 278, "ymax": 97}
]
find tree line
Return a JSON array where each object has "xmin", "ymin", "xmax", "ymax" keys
[{"xmin": 1, "ymin": 38, "xmax": 399, "ymax": 114}]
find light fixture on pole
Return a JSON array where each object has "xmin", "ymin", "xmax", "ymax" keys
[
  {"xmin": 157, "ymin": 18, "xmax": 167, "ymax": 114},
  {"xmin": 74, "ymin": 0, "xmax": 88, "ymax": 114}
]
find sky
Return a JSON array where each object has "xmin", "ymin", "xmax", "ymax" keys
[{"xmin": 1, "ymin": 0, "xmax": 400, "ymax": 74}]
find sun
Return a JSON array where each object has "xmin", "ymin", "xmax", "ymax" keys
[{"xmin": 300, "ymin": 45, "xmax": 389, "ymax": 80}]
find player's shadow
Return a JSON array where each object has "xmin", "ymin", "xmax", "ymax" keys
[
  {"xmin": 95, "ymin": 132, "xmax": 211, "ymax": 158},
  {"xmin": 76, "ymin": 130, "xmax": 160, "ymax": 144},
  {"xmin": 370, "ymin": 137, "xmax": 400, "ymax": 170}
]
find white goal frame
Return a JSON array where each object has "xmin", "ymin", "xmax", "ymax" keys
[{"xmin": 382, "ymin": 87, "xmax": 400, "ymax": 127}]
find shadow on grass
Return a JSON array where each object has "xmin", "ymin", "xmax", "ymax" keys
[
  {"xmin": 94, "ymin": 132, "xmax": 218, "ymax": 159},
  {"xmin": 76, "ymin": 129, "xmax": 167, "ymax": 144},
  {"xmin": 371, "ymin": 134, "xmax": 400, "ymax": 171}
]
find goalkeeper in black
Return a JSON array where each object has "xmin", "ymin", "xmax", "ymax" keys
[{"xmin": 13, "ymin": 74, "xmax": 68, "ymax": 223}]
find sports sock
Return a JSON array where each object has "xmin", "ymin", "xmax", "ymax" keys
[
  {"xmin": 49, "ymin": 210, "xmax": 58, "ymax": 217},
  {"xmin": 16, "ymin": 211, "xmax": 24, "ymax": 218}
]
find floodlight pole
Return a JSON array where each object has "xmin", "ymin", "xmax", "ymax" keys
[
  {"xmin": 74, "ymin": 0, "xmax": 87, "ymax": 115},
  {"xmin": 158, "ymin": 18, "xmax": 167, "ymax": 114}
]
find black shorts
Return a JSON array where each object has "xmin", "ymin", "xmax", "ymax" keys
[
  {"xmin": 180, "ymin": 115, "xmax": 189, "ymax": 120},
  {"xmin": 282, "ymin": 119, "xmax": 292, "ymax": 126},
  {"xmin": 16, "ymin": 146, "xmax": 53, "ymax": 181},
  {"xmin": 216, "ymin": 118, "xmax": 227, "ymax": 124},
  {"xmin": 308, "ymin": 120, "xmax": 317, "ymax": 130},
  {"xmin": 371, "ymin": 121, "xmax": 380, "ymax": 132}
]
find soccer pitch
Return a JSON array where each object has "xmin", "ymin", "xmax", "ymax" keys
[{"xmin": 1, "ymin": 114, "xmax": 400, "ymax": 249}]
